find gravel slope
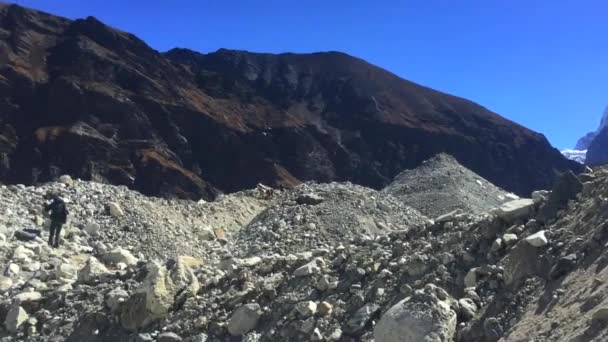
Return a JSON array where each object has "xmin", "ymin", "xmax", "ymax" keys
[{"xmin": 383, "ymin": 153, "xmax": 516, "ymax": 218}]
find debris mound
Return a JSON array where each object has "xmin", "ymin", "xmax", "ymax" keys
[
  {"xmin": 236, "ymin": 182, "xmax": 429, "ymax": 256},
  {"xmin": 383, "ymin": 153, "xmax": 514, "ymax": 218}
]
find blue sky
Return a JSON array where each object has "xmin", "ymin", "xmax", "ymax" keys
[{"xmin": 12, "ymin": 0, "xmax": 608, "ymax": 148}]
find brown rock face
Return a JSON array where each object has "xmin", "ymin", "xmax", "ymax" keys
[{"xmin": 0, "ymin": 4, "xmax": 581, "ymax": 199}]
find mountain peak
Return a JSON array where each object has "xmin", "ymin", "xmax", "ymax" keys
[
  {"xmin": 566, "ymin": 104, "xmax": 608, "ymax": 164},
  {"xmin": 0, "ymin": 4, "xmax": 581, "ymax": 199},
  {"xmin": 597, "ymin": 105, "xmax": 608, "ymax": 132}
]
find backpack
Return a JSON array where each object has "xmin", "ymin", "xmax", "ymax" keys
[{"xmin": 50, "ymin": 200, "xmax": 68, "ymax": 223}]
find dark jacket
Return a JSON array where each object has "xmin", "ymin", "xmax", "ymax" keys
[{"xmin": 45, "ymin": 197, "xmax": 68, "ymax": 223}]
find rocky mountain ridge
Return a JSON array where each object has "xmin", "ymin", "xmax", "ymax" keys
[{"xmin": 0, "ymin": 3, "xmax": 581, "ymax": 200}]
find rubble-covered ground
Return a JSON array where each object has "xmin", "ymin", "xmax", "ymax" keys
[
  {"xmin": 235, "ymin": 182, "xmax": 429, "ymax": 256},
  {"xmin": 0, "ymin": 157, "xmax": 606, "ymax": 342},
  {"xmin": 0, "ymin": 179, "xmax": 273, "ymax": 263},
  {"xmin": 383, "ymin": 153, "xmax": 518, "ymax": 218}
]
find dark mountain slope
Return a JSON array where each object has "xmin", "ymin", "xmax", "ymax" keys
[
  {"xmin": 586, "ymin": 128, "xmax": 608, "ymax": 166},
  {"xmin": 0, "ymin": 3, "xmax": 581, "ymax": 199},
  {"xmin": 165, "ymin": 47, "xmax": 581, "ymax": 194}
]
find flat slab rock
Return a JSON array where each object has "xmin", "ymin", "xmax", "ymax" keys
[
  {"xmin": 497, "ymin": 199, "xmax": 535, "ymax": 221},
  {"xmin": 525, "ymin": 230, "xmax": 548, "ymax": 247},
  {"xmin": 296, "ymin": 193, "xmax": 324, "ymax": 205}
]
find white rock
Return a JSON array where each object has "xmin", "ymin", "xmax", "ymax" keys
[
  {"xmin": 200, "ymin": 227, "xmax": 216, "ymax": 241},
  {"xmin": 458, "ymin": 298, "xmax": 478, "ymax": 320},
  {"xmin": 170, "ymin": 256, "xmax": 201, "ymax": 296},
  {"xmin": 102, "ymin": 248, "xmax": 139, "ymax": 266},
  {"xmin": 23, "ymin": 261, "xmax": 41, "ymax": 272},
  {"xmin": 311, "ymin": 328, "xmax": 324, "ymax": 341},
  {"xmin": 497, "ymin": 199, "xmax": 535, "ymax": 222},
  {"xmin": 4, "ymin": 305, "xmax": 28, "ymax": 333},
  {"xmin": 227, "ymin": 303, "xmax": 261, "ymax": 336},
  {"xmin": 84, "ymin": 222, "xmax": 101, "ymax": 236},
  {"xmin": 502, "ymin": 233, "xmax": 518, "ymax": 246},
  {"xmin": 531, "ymin": 190, "xmax": 550, "ymax": 203},
  {"xmin": 58, "ymin": 175, "xmax": 73, "ymax": 185},
  {"xmin": 0, "ymin": 276, "xmax": 13, "ymax": 291},
  {"xmin": 239, "ymin": 257, "xmax": 262, "ymax": 267},
  {"xmin": 490, "ymin": 238, "xmax": 503, "ymax": 252},
  {"xmin": 434, "ymin": 209, "xmax": 462, "ymax": 223},
  {"xmin": 374, "ymin": 289, "xmax": 457, "ymax": 342},
  {"xmin": 315, "ymin": 275, "xmax": 330, "ymax": 290},
  {"xmin": 295, "ymin": 301, "xmax": 317, "ymax": 317},
  {"xmin": 5, "ymin": 263, "xmax": 20, "ymax": 277},
  {"xmin": 32, "ymin": 281, "xmax": 49, "ymax": 292},
  {"xmin": 315, "ymin": 275, "xmax": 338, "ymax": 291},
  {"xmin": 78, "ymin": 257, "xmax": 110, "ymax": 283},
  {"xmin": 505, "ymin": 193, "xmax": 520, "ymax": 201},
  {"xmin": 318, "ymin": 301, "xmax": 333, "ymax": 316},
  {"xmin": 12, "ymin": 246, "xmax": 34, "ymax": 262},
  {"xmin": 293, "ymin": 258, "xmax": 324, "ymax": 277},
  {"xmin": 107, "ymin": 202, "xmax": 124, "ymax": 217},
  {"xmin": 525, "ymin": 230, "xmax": 548, "ymax": 247},
  {"xmin": 328, "ymin": 329, "xmax": 343, "ymax": 341},
  {"xmin": 57, "ymin": 263, "xmax": 77, "ymax": 280},
  {"xmin": 119, "ymin": 261, "xmax": 176, "ymax": 331},
  {"xmin": 56, "ymin": 283, "xmax": 73, "ymax": 293},
  {"xmin": 15, "ymin": 291, "xmax": 42, "ymax": 303},
  {"xmin": 464, "ymin": 268, "xmax": 477, "ymax": 288}
]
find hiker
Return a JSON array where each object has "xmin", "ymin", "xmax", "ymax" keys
[{"xmin": 44, "ymin": 194, "xmax": 68, "ymax": 248}]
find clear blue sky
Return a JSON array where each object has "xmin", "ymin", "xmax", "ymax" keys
[{"xmin": 11, "ymin": 0, "xmax": 608, "ymax": 148}]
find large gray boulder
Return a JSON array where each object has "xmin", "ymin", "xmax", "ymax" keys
[
  {"xmin": 120, "ymin": 262, "xmax": 176, "ymax": 331},
  {"xmin": 102, "ymin": 248, "xmax": 139, "ymax": 266},
  {"xmin": 503, "ymin": 242, "xmax": 549, "ymax": 288},
  {"xmin": 496, "ymin": 199, "xmax": 535, "ymax": 222},
  {"xmin": 107, "ymin": 202, "xmax": 124, "ymax": 217},
  {"xmin": 77, "ymin": 256, "xmax": 110, "ymax": 284},
  {"xmin": 227, "ymin": 303, "xmax": 262, "ymax": 336},
  {"xmin": 158, "ymin": 332, "xmax": 182, "ymax": 342},
  {"xmin": 4, "ymin": 305, "xmax": 28, "ymax": 333},
  {"xmin": 119, "ymin": 257, "xmax": 201, "ymax": 331},
  {"xmin": 374, "ymin": 285, "xmax": 457, "ymax": 342},
  {"xmin": 538, "ymin": 171, "xmax": 582, "ymax": 222},
  {"xmin": 525, "ymin": 230, "xmax": 548, "ymax": 247}
]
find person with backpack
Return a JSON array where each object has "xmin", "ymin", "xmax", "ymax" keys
[{"xmin": 44, "ymin": 194, "xmax": 68, "ymax": 248}]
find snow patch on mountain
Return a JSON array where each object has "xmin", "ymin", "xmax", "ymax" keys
[{"xmin": 561, "ymin": 149, "xmax": 586, "ymax": 164}]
